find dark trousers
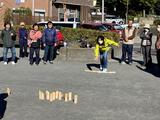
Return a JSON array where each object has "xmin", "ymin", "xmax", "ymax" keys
[
  {"xmin": 29, "ymin": 47, "xmax": 40, "ymax": 64},
  {"xmin": 121, "ymin": 44, "xmax": 133, "ymax": 63},
  {"xmin": 44, "ymin": 45, "xmax": 54, "ymax": 62},
  {"xmin": 157, "ymin": 49, "xmax": 160, "ymax": 67},
  {"xmin": 141, "ymin": 46, "xmax": 152, "ymax": 66},
  {"xmin": 19, "ymin": 40, "xmax": 27, "ymax": 57}
]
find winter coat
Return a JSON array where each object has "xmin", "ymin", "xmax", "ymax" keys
[
  {"xmin": 18, "ymin": 28, "xmax": 28, "ymax": 42},
  {"xmin": 42, "ymin": 28, "xmax": 57, "ymax": 45},
  {"xmin": 140, "ymin": 30, "xmax": 152, "ymax": 46},
  {"xmin": 1, "ymin": 28, "xmax": 16, "ymax": 47}
]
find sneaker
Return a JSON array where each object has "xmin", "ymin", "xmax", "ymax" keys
[
  {"xmin": 4, "ymin": 62, "xmax": 7, "ymax": 65},
  {"xmin": 121, "ymin": 61, "xmax": 126, "ymax": 64},
  {"xmin": 103, "ymin": 68, "xmax": 107, "ymax": 72},
  {"xmin": 43, "ymin": 61, "xmax": 47, "ymax": 64},
  {"xmin": 11, "ymin": 61, "xmax": 15, "ymax": 65},
  {"xmin": 56, "ymin": 50, "xmax": 60, "ymax": 55},
  {"xmin": 128, "ymin": 62, "xmax": 132, "ymax": 65},
  {"xmin": 30, "ymin": 62, "xmax": 33, "ymax": 65},
  {"xmin": 100, "ymin": 65, "xmax": 103, "ymax": 71},
  {"xmin": 49, "ymin": 61, "xmax": 53, "ymax": 64}
]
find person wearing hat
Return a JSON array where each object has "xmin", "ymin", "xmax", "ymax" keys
[
  {"xmin": 140, "ymin": 24, "xmax": 152, "ymax": 68},
  {"xmin": 18, "ymin": 22, "xmax": 28, "ymax": 58},
  {"xmin": 42, "ymin": 21, "xmax": 57, "ymax": 64},
  {"xmin": 156, "ymin": 25, "xmax": 160, "ymax": 67}
]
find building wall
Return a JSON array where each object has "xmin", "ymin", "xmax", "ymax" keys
[
  {"xmin": 52, "ymin": 0, "xmax": 93, "ymax": 22},
  {"xmin": 54, "ymin": 0, "xmax": 93, "ymax": 6},
  {"xmin": 0, "ymin": 0, "xmax": 93, "ymax": 28},
  {"xmin": 0, "ymin": 0, "xmax": 51, "ymax": 28}
]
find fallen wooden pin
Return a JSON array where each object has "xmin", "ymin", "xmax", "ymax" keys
[
  {"xmin": 84, "ymin": 69, "xmax": 116, "ymax": 74},
  {"xmin": 6, "ymin": 88, "xmax": 12, "ymax": 95}
]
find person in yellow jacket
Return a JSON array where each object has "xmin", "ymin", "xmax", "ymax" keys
[{"xmin": 95, "ymin": 35, "xmax": 119, "ymax": 72}]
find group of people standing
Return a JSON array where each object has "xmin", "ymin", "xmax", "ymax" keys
[
  {"xmin": 1, "ymin": 21, "xmax": 63, "ymax": 65},
  {"xmin": 94, "ymin": 20, "xmax": 160, "ymax": 72}
]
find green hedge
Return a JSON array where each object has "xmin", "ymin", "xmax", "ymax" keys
[
  {"xmin": 13, "ymin": 26, "xmax": 120, "ymax": 47},
  {"xmin": 154, "ymin": 19, "xmax": 160, "ymax": 26},
  {"xmin": 61, "ymin": 28, "xmax": 120, "ymax": 46}
]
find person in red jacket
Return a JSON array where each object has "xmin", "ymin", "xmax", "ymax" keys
[{"xmin": 55, "ymin": 27, "xmax": 64, "ymax": 54}]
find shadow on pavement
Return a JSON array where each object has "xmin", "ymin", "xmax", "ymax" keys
[
  {"xmin": 0, "ymin": 57, "xmax": 19, "ymax": 63},
  {"xmin": 86, "ymin": 63, "xmax": 100, "ymax": 70},
  {"xmin": 0, "ymin": 93, "xmax": 8, "ymax": 119},
  {"xmin": 136, "ymin": 63, "xmax": 160, "ymax": 78}
]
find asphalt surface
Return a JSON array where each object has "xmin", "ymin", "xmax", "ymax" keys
[{"xmin": 0, "ymin": 36, "xmax": 160, "ymax": 120}]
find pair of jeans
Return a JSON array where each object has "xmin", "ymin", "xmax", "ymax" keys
[
  {"xmin": 121, "ymin": 44, "xmax": 133, "ymax": 63},
  {"xmin": 141, "ymin": 46, "xmax": 152, "ymax": 66},
  {"xmin": 29, "ymin": 47, "xmax": 40, "ymax": 64},
  {"xmin": 100, "ymin": 51, "xmax": 108, "ymax": 69},
  {"xmin": 19, "ymin": 40, "xmax": 28, "ymax": 57},
  {"xmin": 43, "ymin": 45, "xmax": 54, "ymax": 62},
  {"xmin": 3, "ymin": 47, "xmax": 16, "ymax": 62}
]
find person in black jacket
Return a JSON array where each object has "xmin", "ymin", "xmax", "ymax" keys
[
  {"xmin": 140, "ymin": 24, "xmax": 152, "ymax": 67},
  {"xmin": 1, "ymin": 22, "xmax": 17, "ymax": 65}
]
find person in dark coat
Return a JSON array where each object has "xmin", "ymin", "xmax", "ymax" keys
[
  {"xmin": 42, "ymin": 21, "xmax": 57, "ymax": 64},
  {"xmin": 1, "ymin": 22, "xmax": 17, "ymax": 65},
  {"xmin": 140, "ymin": 24, "xmax": 152, "ymax": 68},
  {"xmin": 18, "ymin": 22, "xmax": 28, "ymax": 58}
]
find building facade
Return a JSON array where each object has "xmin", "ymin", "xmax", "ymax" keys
[{"xmin": 0, "ymin": 0, "xmax": 94, "ymax": 28}]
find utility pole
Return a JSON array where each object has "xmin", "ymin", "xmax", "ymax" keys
[
  {"xmin": 102, "ymin": 0, "xmax": 104, "ymax": 23},
  {"xmin": 63, "ymin": 0, "xmax": 67, "ymax": 21},
  {"xmin": 32, "ymin": 0, "xmax": 35, "ymax": 16},
  {"xmin": 126, "ymin": 0, "xmax": 129, "ymax": 23}
]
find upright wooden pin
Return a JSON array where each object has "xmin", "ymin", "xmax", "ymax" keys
[
  {"xmin": 41, "ymin": 91, "xmax": 45, "ymax": 100},
  {"xmin": 6, "ymin": 88, "xmax": 11, "ymax": 95},
  {"xmin": 68, "ymin": 92, "xmax": 72, "ymax": 101},
  {"xmin": 64, "ymin": 93, "xmax": 68, "ymax": 102},
  {"xmin": 58, "ymin": 92, "xmax": 63, "ymax": 100},
  {"xmin": 39, "ymin": 90, "xmax": 42, "ymax": 100},
  {"xmin": 45, "ymin": 90, "xmax": 50, "ymax": 100},
  {"xmin": 55, "ymin": 91, "xmax": 59, "ymax": 99},
  {"xmin": 52, "ymin": 92, "xmax": 56, "ymax": 101},
  {"xmin": 73, "ymin": 95, "xmax": 78, "ymax": 104},
  {"xmin": 49, "ymin": 92, "xmax": 53, "ymax": 102}
]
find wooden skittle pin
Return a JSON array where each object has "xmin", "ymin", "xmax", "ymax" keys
[
  {"xmin": 73, "ymin": 95, "xmax": 78, "ymax": 104},
  {"xmin": 6, "ymin": 88, "xmax": 11, "ymax": 95},
  {"xmin": 68, "ymin": 92, "xmax": 72, "ymax": 101},
  {"xmin": 45, "ymin": 90, "xmax": 50, "ymax": 100}
]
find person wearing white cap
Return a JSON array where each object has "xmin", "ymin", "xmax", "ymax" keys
[
  {"xmin": 18, "ymin": 22, "xmax": 28, "ymax": 58},
  {"xmin": 140, "ymin": 24, "xmax": 152, "ymax": 68}
]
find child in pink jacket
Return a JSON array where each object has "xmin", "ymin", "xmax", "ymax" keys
[{"xmin": 29, "ymin": 23, "xmax": 42, "ymax": 65}]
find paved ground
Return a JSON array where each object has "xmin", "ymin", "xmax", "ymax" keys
[{"xmin": 0, "ymin": 36, "xmax": 160, "ymax": 120}]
